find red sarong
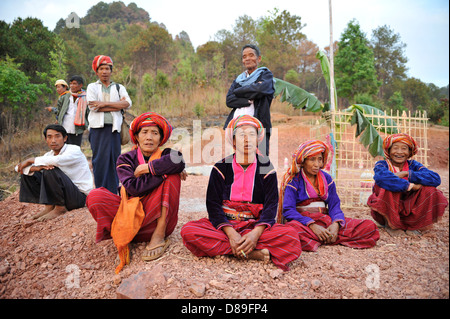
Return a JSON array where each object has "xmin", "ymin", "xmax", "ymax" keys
[
  {"xmin": 367, "ymin": 184, "xmax": 448, "ymax": 231},
  {"xmin": 86, "ymin": 174, "xmax": 181, "ymax": 243},
  {"xmin": 286, "ymin": 213, "xmax": 379, "ymax": 251},
  {"xmin": 180, "ymin": 218, "xmax": 302, "ymax": 271}
]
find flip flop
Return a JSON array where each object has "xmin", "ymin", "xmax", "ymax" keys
[{"xmin": 142, "ymin": 238, "xmax": 170, "ymax": 261}]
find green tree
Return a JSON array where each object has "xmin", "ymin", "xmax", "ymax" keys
[
  {"xmin": 400, "ymin": 77, "xmax": 431, "ymax": 111},
  {"xmin": 335, "ymin": 19, "xmax": 380, "ymax": 102},
  {"xmin": 256, "ymin": 8, "xmax": 305, "ymax": 78},
  {"xmin": 126, "ymin": 22, "xmax": 174, "ymax": 77},
  {"xmin": 8, "ymin": 18, "xmax": 56, "ymax": 82},
  {"xmin": 371, "ymin": 25, "xmax": 408, "ymax": 100},
  {"xmin": 284, "ymin": 69, "xmax": 300, "ymax": 86},
  {"xmin": 0, "ymin": 57, "xmax": 49, "ymax": 135},
  {"xmin": 387, "ymin": 91, "xmax": 407, "ymax": 113}
]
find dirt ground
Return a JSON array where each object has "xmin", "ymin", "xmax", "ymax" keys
[{"xmin": 0, "ymin": 115, "xmax": 448, "ymax": 300}]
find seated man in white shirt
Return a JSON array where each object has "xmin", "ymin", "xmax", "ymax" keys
[{"xmin": 15, "ymin": 124, "xmax": 94, "ymax": 221}]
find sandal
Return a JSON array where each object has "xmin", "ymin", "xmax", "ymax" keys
[{"xmin": 142, "ymin": 238, "xmax": 170, "ymax": 261}]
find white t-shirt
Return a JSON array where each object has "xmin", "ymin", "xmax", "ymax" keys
[
  {"xmin": 233, "ymin": 71, "xmax": 255, "ymax": 118},
  {"xmin": 233, "ymin": 101, "xmax": 255, "ymax": 118}
]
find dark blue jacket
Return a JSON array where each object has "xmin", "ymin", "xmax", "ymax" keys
[
  {"xmin": 224, "ymin": 69, "xmax": 275, "ymax": 132},
  {"xmin": 373, "ymin": 160, "xmax": 441, "ymax": 192}
]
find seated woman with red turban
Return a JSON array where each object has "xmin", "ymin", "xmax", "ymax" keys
[
  {"xmin": 181, "ymin": 115, "xmax": 302, "ymax": 271},
  {"xmin": 86, "ymin": 112, "xmax": 186, "ymax": 273},
  {"xmin": 367, "ymin": 133, "xmax": 448, "ymax": 236},
  {"xmin": 279, "ymin": 140, "xmax": 380, "ymax": 251}
]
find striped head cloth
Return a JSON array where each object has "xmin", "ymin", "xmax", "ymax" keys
[
  {"xmin": 277, "ymin": 140, "xmax": 329, "ymax": 223},
  {"xmin": 225, "ymin": 115, "xmax": 265, "ymax": 146},
  {"xmin": 292, "ymin": 140, "xmax": 329, "ymax": 171},
  {"xmin": 129, "ymin": 112, "xmax": 173, "ymax": 146},
  {"xmin": 383, "ymin": 133, "xmax": 418, "ymax": 159},
  {"xmin": 383, "ymin": 133, "xmax": 418, "ymax": 172},
  {"xmin": 92, "ymin": 55, "xmax": 113, "ymax": 72}
]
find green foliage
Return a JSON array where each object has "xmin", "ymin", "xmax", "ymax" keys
[
  {"xmin": 0, "ymin": 57, "xmax": 49, "ymax": 135},
  {"xmin": 371, "ymin": 25, "xmax": 408, "ymax": 99},
  {"xmin": 345, "ymin": 104, "xmax": 398, "ymax": 157},
  {"xmin": 335, "ymin": 19, "xmax": 380, "ymax": 101},
  {"xmin": 125, "ymin": 22, "xmax": 175, "ymax": 77},
  {"xmin": 257, "ymin": 8, "xmax": 305, "ymax": 78},
  {"xmin": 193, "ymin": 103, "xmax": 205, "ymax": 118},
  {"xmin": 316, "ymin": 51, "xmax": 338, "ymax": 108},
  {"xmin": 284, "ymin": 69, "xmax": 300, "ymax": 85},
  {"xmin": 83, "ymin": 1, "xmax": 149, "ymax": 24},
  {"xmin": 427, "ymin": 98, "xmax": 449, "ymax": 125},
  {"xmin": 4, "ymin": 18, "xmax": 56, "ymax": 82},
  {"xmin": 353, "ymin": 93, "xmax": 384, "ymax": 111},
  {"xmin": 387, "ymin": 91, "xmax": 407, "ymax": 113}
]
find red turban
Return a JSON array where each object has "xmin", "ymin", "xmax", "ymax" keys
[
  {"xmin": 129, "ymin": 112, "xmax": 173, "ymax": 146},
  {"xmin": 92, "ymin": 55, "xmax": 113, "ymax": 72}
]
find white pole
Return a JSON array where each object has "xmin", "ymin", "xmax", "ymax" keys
[
  {"xmin": 328, "ymin": 0, "xmax": 337, "ymax": 180},
  {"xmin": 329, "ymin": 0, "xmax": 336, "ymax": 111}
]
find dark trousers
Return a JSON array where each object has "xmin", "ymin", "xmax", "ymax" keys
[
  {"xmin": 89, "ymin": 125, "xmax": 121, "ymax": 194},
  {"xmin": 66, "ymin": 133, "xmax": 83, "ymax": 146},
  {"xmin": 19, "ymin": 168, "xmax": 86, "ymax": 211}
]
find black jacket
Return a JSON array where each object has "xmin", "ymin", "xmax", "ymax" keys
[{"xmin": 224, "ymin": 69, "xmax": 275, "ymax": 133}]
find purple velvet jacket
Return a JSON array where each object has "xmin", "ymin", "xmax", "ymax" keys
[
  {"xmin": 282, "ymin": 170, "xmax": 345, "ymax": 227},
  {"xmin": 116, "ymin": 148, "xmax": 185, "ymax": 197}
]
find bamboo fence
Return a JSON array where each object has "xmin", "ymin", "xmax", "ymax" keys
[{"xmin": 310, "ymin": 109, "xmax": 429, "ymax": 208}]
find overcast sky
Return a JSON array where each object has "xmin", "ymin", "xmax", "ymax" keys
[{"xmin": 1, "ymin": 0, "xmax": 449, "ymax": 87}]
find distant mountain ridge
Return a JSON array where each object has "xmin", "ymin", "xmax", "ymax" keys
[
  {"xmin": 82, "ymin": 1, "xmax": 150, "ymax": 24},
  {"xmin": 54, "ymin": 1, "xmax": 150, "ymax": 33}
]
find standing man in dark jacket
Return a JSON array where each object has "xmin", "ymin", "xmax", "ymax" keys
[{"xmin": 224, "ymin": 44, "xmax": 275, "ymax": 156}]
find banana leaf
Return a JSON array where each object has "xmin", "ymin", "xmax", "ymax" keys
[
  {"xmin": 316, "ymin": 51, "xmax": 338, "ymax": 109},
  {"xmin": 349, "ymin": 105, "xmax": 393, "ymax": 157},
  {"xmin": 274, "ymin": 78, "xmax": 323, "ymax": 112},
  {"xmin": 345, "ymin": 104, "xmax": 398, "ymax": 134}
]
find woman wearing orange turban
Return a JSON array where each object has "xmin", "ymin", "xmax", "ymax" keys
[
  {"xmin": 368, "ymin": 133, "xmax": 448, "ymax": 236},
  {"xmin": 87, "ymin": 112, "xmax": 186, "ymax": 273}
]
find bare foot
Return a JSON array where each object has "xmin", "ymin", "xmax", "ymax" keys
[
  {"xmin": 248, "ymin": 248, "xmax": 270, "ymax": 262},
  {"xmin": 37, "ymin": 206, "xmax": 66, "ymax": 221},
  {"xmin": 32, "ymin": 205, "xmax": 54, "ymax": 220}
]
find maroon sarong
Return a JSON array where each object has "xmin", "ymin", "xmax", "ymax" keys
[
  {"xmin": 367, "ymin": 184, "xmax": 448, "ymax": 231},
  {"xmin": 286, "ymin": 212, "xmax": 380, "ymax": 251},
  {"xmin": 86, "ymin": 174, "xmax": 181, "ymax": 243},
  {"xmin": 180, "ymin": 218, "xmax": 302, "ymax": 271}
]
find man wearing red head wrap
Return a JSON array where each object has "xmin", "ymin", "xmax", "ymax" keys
[{"xmin": 86, "ymin": 55, "xmax": 132, "ymax": 194}]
